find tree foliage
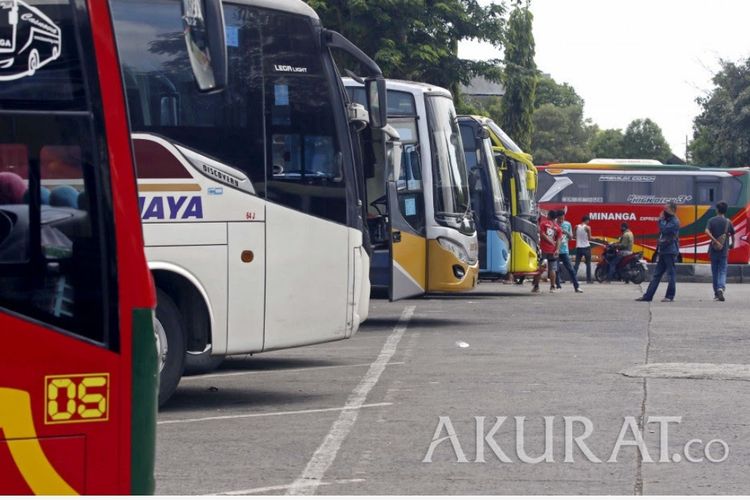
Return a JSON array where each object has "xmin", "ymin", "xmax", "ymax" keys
[
  {"xmin": 622, "ymin": 118, "xmax": 672, "ymax": 162},
  {"xmin": 690, "ymin": 58, "xmax": 750, "ymax": 167},
  {"xmin": 590, "ymin": 128, "xmax": 625, "ymax": 159},
  {"xmin": 531, "ymin": 103, "xmax": 594, "ymax": 163},
  {"xmin": 499, "ymin": 3, "xmax": 536, "ymax": 151},
  {"xmin": 534, "ymin": 75, "xmax": 584, "ymax": 109},
  {"xmin": 306, "ymin": 0, "xmax": 507, "ymax": 93}
]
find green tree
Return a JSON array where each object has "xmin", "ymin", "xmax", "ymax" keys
[
  {"xmin": 532, "ymin": 103, "xmax": 595, "ymax": 163},
  {"xmin": 534, "ymin": 75, "xmax": 584, "ymax": 109},
  {"xmin": 307, "ymin": 0, "xmax": 507, "ymax": 94},
  {"xmin": 690, "ymin": 58, "xmax": 750, "ymax": 167},
  {"xmin": 590, "ymin": 128, "xmax": 625, "ymax": 159},
  {"xmin": 499, "ymin": 3, "xmax": 537, "ymax": 151},
  {"xmin": 622, "ymin": 118, "xmax": 672, "ymax": 162}
]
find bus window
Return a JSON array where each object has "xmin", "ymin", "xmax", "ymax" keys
[
  {"xmin": 722, "ymin": 177, "xmax": 742, "ymax": 205},
  {"xmin": 391, "ymin": 117, "xmax": 424, "ymax": 233},
  {"xmin": 111, "ymin": 0, "xmax": 266, "ymax": 192},
  {"xmin": 426, "ymin": 95, "xmax": 470, "ymax": 218},
  {"xmin": 261, "ymin": 10, "xmax": 346, "ymax": 223},
  {"xmin": 0, "ymin": 64, "xmax": 114, "ymax": 346},
  {"xmin": 601, "ymin": 175, "xmax": 653, "ymax": 204},
  {"xmin": 652, "ymin": 175, "xmax": 693, "ymax": 204}
]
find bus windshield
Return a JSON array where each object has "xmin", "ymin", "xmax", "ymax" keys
[
  {"xmin": 487, "ymin": 121, "xmax": 523, "ymax": 154},
  {"xmin": 112, "ymin": 0, "xmax": 351, "ymax": 225},
  {"xmin": 427, "ymin": 95, "xmax": 470, "ymax": 217}
]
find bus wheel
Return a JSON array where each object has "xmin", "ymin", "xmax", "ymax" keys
[
  {"xmin": 184, "ymin": 350, "xmax": 225, "ymax": 375},
  {"xmin": 155, "ymin": 288, "xmax": 185, "ymax": 407},
  {"xmin": 28, "ymin": 50, "xmax": 39, "ymax": 76}
]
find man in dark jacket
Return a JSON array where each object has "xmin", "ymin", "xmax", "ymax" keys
[{"xmin": 636, "ymin": 201, "xmax": 680, "ymax": 302}]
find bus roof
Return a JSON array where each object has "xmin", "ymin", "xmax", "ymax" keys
[
  {"xmin": 384, "ymin": 79, "xmax": 453, "ymax": 99},
  {"xmin": 241, "ymin": 0, "xmax": 319, "ymax": 19},
  {"xmin": 541, "ymin": 162, "xmax": 750, "ymax": 174}
]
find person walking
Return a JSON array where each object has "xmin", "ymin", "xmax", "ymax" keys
[
  {"xmin": 636, "ymin": 201, "xmax": 680, "ymax": 302},
  {"xmin": 607, "ymin": 222, "xmax": 634, "ymax": 281},
  {"xmin": 574, "ymin": 215, "xmax": 593, "ymax": 284},
  {"xmin": 532, "ymin": 210, "xmax": 562, "ymax": 293},
  {"xmin": 704, "ymin": 200, "xmax": 735, "ymax": 301},
  {"xmin": 555, "ymin": 211, "xmax": 583, "ymax": 292}
]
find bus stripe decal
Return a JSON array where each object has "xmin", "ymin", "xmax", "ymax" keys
[{"xmin": 0, "ymin": 388, "xmax": 76, "ymax": 495}]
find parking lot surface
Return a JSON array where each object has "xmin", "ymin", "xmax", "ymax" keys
[{"xmin": 156, "ymin": 281, "xmax": 750, "ymax": 495}]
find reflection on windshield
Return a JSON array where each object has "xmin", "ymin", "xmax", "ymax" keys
[
  {"xmin": 487, "ymin": 121, "xmax": 523, "ymax": 154},
  {"xmin": 427, "ymin": 96, "xmax": 469, "ymax": 216}
]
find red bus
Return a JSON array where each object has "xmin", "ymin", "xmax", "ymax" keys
[
  {"xmin": 537, "ymin": 162, "xmax": 750, "ymax": 264},
  {"xmin": 0, "ymin": 0, "xmax": 161, "ymax": 494}
]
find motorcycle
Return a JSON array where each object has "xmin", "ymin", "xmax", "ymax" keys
[{"xmin": 595, "ymin": 244, "xmax": 648, "ymax": 284}]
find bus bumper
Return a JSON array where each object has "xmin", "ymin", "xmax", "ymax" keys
[{"xmin": 427, "ymin": 239, "xmax": 479, "ymax": 292}]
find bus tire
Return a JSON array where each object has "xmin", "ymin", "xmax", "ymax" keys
[
  {"xmin": 184, "ymin": 350, "xmax": 225, "ymax": 375},
  {"xmin": 155, "ymin": 288, "xmax": 185, "ymax": 407},
  {"xmin": 28, "ymin": 50, "xmax": 39, "ymax": 76}
]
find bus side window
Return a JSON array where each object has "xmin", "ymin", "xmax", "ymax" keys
[{"xmin": 0, "ymin": 116, "xmax": 112, "ymax": 346}]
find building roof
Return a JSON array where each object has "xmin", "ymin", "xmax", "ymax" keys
[{"xmin": 460, "ymin": 76, "xmax": 505, "ymax": 97}]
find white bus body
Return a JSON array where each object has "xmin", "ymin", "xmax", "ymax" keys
[{"xmin": 111, "ymin": 0, "xmax": 382, "ymax": 404}]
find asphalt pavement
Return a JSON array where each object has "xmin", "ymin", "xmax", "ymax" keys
[{"xmin": 155, "ymin": 280, "xmax": 750, "ymax": 495}]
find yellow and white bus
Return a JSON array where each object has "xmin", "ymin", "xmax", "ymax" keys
[
  {"xmin": 346, "ymin": 79, "xmax": 479, "ymax": 300},
  {"xmin": 110, "ymin": 0, "xmax": 389, "ymax": 404}
]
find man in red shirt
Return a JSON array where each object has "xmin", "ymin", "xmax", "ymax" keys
[{"xmin": 532, "ymin": 210, "xmax": 563, "ymax": 293}]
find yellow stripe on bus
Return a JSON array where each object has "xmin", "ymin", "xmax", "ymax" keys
[{"xmin": 0, "ymin": 388, "xmax": 77, "ymax": 495}]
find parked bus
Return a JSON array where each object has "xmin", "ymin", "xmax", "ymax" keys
[
  {"xmin": 478, "ymin": 117, "xmax": 540, "ymax": 280},
  {"xmin": 346, "ymin": 79, "xmax": 479, "ymax": 299},
  {"xmin": 110, "ymin": 0, "xmax": 389, "ymax": 403},
  {"xmin": 458, "ymin": 116, "xmax": 510, "ymax": 277},
  {"xmin": 0, "ymin": 0, "xmax": 157, "ymax": 493},
  {"xmin": 537, "ymin": 161, "xmax": 750, "ymax": 264}
]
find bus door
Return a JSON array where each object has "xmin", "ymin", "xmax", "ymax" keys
[
  {"xmin": 0, "ymin": 0, "xmax": 156, "ymax": 494},
  {"xmin": 695, "ymin": 177, "xmax": 721, "ymax": 263},
  {"xmin": 386, "ymin": 119, "xmax": 428, "ymax": 300}
]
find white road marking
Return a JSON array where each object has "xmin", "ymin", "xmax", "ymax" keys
[
  {"xmin": 158, "ymin": 402, "xmax": 392, "ymax": 425},
  {"xmin": 287, "ymin": 305, "xmax": 416, "ymax": 495},
  {"xmin": 215, "ymin": 478, "xmax": 365, "ymax": 495},
  {"xmin": 185, "ymin": 361, "xmax": 405, "ymax": 381}
]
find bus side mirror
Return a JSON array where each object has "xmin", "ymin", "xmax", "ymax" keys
[
  {"xmin": 182, "ymin": 0, "xmax": 228, "ymax": 92},
  {"xmin": 366, "ymin": 77, "xmax": 387, "ymax": 129},
  {"xmin": 478, "ymin": 127, "xmax": 490, "ymax": 140},
  {"xmin": 526, "ymin": 169, "xmax": 537, "ymax": 191}
]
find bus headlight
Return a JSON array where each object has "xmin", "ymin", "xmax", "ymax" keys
[{"xmin": 437, "ymin": 237, "xmax": 473, "ymax": 264}]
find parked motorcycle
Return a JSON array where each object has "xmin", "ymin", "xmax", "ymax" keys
[{"xmin": 595, "ymin": 244, "xmax": 648, "ymax": 284}]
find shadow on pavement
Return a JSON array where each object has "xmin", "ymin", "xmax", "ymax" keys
[
  {"xmin": 362, "ymin": 316, "xmax": 476, "ymax": 329},
  {"xmin": 160, "ymin": 386, "xmax": 326, "ymax": 413},
  {"xmin": 218, "ymin": 356, "xmax": 339, "ymax": 372}
]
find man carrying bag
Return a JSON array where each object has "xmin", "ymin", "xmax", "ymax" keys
[{"xmin": 705, "ymin": 201, "xmax": 735, "ymax": 301}]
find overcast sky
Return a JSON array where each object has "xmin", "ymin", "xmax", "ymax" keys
[{"xmin": 458, "ymin": 0, "xmax": 750, "ymax": 158}]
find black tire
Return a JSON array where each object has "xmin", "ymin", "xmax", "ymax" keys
[
  {"xmin": 594, "ymin": 266, "xmax": 606, "ymax": 283},
  {"xmin": 184, "ymin": 351, "xmax": 225, "ymax": 375},
  {"xmin": 632, "ymin": 266, "xmax": 647, "ymax": 285},
  {"xmin": 155, "ymin": 289, "xmax": 185, "ymax": 407}
]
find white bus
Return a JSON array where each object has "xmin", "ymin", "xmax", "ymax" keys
[
  {"xmin": 110, "ymin": 0, "xmax": 389, "ymax": 404},
  {"xmin": 346, "ymin": 79, "xmax": 479, "ymax": 300}
]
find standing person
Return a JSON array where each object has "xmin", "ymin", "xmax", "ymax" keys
[
  {"xmin": 607, "ymin": 222, "xmax": 634, "ymax": 281},
  {"xmin": 636, "ymin": 201, "xmax": 681, "ymax": 302},
  {"xmin": 555, "ymin": 211, "xmax": 583, "ymax": 292},
  {"xmin": 705, "ymin": 201, "xmax": 735, "ymax": 301},
  {"xmin": 574, "ymin": 215, "xmax": 593, "ymax": 284},
  {"xmin": 532, "ymin": 210, "xmax": 562, "ymax": 293}
]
